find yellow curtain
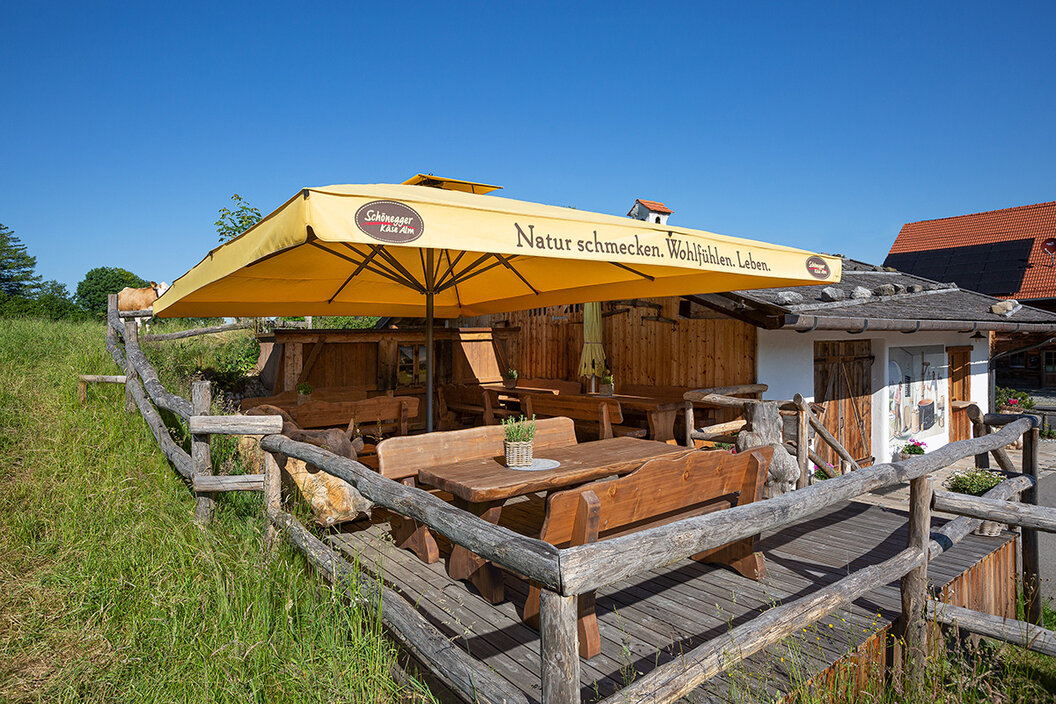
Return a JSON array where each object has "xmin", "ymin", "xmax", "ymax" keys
[{"xmin": 578, "ymin": 302, "xmax": 607, "ymax": 378}]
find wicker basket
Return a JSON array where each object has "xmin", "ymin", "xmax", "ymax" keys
[{"xmin": 504, "ymin": 440, "xmax": 534, "ymax": 468}]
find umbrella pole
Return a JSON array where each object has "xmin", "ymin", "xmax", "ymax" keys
[{"xmin": 425, "ymin": 269, "xmax": 435, "ymax": 433}]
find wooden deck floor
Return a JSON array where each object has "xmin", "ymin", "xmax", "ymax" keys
[{"xmin": 330, "ymin": 500, "xmax": 1016, "ymax": 703}]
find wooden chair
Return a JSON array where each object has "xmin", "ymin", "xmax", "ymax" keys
[
  {"xmin": 524, "ymin": 394, "xmax": 647, "ymax": 440},
  {"xmin": 482, "ymin": 388, "xmax": 519, "ymax": 425},
  {"xmin": 375, "ymin": 417, "xmax": 579, "ymax": 564},
  {"xmin": 522, "ymin": 446, "xmax": 773, "ymax": 658},
  {"xmin": 437, "ymin": 383, "xmax": 487, "ymax": 429}
]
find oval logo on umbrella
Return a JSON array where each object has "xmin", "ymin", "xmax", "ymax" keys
[
  {"xmin": 355, "ymin": 200, "xmax": 424, "ymax": 243},
  {"xmin": 805, "ymin": 255, "xmax": 830, "ymax": 279}
]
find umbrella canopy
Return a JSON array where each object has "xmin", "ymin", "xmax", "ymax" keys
[
  {"xmin": 578, "ymin": 302, "xmax": 606, "ymax": 382},
  {"xmin": 154, "ymin": 183, "xmax": 841, "ymax": 319},
  {"xmin": 155, "ymin": 182, "xmax": 841, "ymax": 430}
]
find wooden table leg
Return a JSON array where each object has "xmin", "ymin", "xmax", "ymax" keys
[
  {"xmin": 648, "ymin": 408, "xmax": 679, "ymax": 443},
  {"xmin": 447, "ymin": 499, "xmax": 505, "ymax": 604}
]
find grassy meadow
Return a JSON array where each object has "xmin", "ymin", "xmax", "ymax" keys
[{"xmin": 0, "ymin": 318, "xmax": 427, "ymax": 703}]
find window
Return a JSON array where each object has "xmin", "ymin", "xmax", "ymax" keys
[
  {"xmin": 1045, "ymin": 351, "xmax": 1056, "ymax": 374},
  {"xmin": 1009, "ymin": 352, "xmax": 1026, "ymax": 369},
  {"xmin": 397, "ymin": 343, "xmax": 427, "ymax": 385}
]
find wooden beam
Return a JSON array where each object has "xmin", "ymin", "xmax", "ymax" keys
[
  {"xmin": 141, "ymin": 323, "xmax": 252, "ymax": 341},
  {"xmin": 927, "ymin": 601, "xmax": 1056, "ymax": 658},
  {"xmin": 118, "ymin": 308, "xmax": 153, "ymax": 318},
  {"xmin": 259, "ymin": 434, "xmax": 562, "ymax": 591},
  {"xmin": 78, "ymin": 374, "xmax": 127, "ymax": 383},
  {"xmin": 1023, "ymin": 424, "xmax": 1042, "ymax": 625},
  {"xmin": 540, "ymin": 590, "xmax": 580, "ymax": 704},
  {"xmin": 928, "ymin": 474, "xmax": 1035, "ymax": 559},
  {"xmin": 598, "ymin": 547, "xmax": 924, "ymax": 704},
  {"xmin": 188, "ymin": 415, "xmax": 284, "ymax": 435},
  {"xmin": 560, "ymin": 417, "xmax": 1033, "ymax": 596},
  {"xmin": 108, "ymin": 305, "xmax": 194, "ymax": 419},
  {"xmin": 796, "ymin": 408, "xmax": 810, "ymax": 489},
  {"xmin": 191, "ymin": 381, "xmax": 214, "ymax": 524},
  {"xmin": 297, "ymin": 336, "xmax": 327, "ymax": 385},
  {"xmin": 933, "ymin": 489, "xmax": 1056, "ymax": 533},
  {"xmin": 264, "ymin": 452, "xmax": 281, "ymax": 551},
  {"xmin": 793, "ymin": 394, "xmax": 860, "ymax": 471},
  {"xmin": 901, "ymin": 475, "xmax": 932, "ymax": 690},
  {"xmin": 193, "ymin": 474, "xmax": 264, "ymax": 492}
]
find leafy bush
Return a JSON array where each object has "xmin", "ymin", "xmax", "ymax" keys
[
  {"xmin": 945, "ymin": 468, "xmax": 1004, "ymax": 496},
  {"xmin": 996, "ymin": 387, "xmax": 1036, "ymax": 410}
]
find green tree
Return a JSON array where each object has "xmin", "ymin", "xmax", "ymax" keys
[
  {"xmin": 215, "ymin": 194, "xmax": 262, "ymax": 242},
  {"xmin": 0, "ymin": 223, "xmax": 43, "ymax": 297},
  {"xmin": 75, "ymin": 267, "xmax": 149, "ymax": 317}
]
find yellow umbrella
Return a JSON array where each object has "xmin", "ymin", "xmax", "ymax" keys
[
  {"xmin": 155, "ymin": 182, "xmax": 841, "ymax": 429},
  {"xmin": 578, "ymin": 302, "xmax": 606, "ymax": 385}
]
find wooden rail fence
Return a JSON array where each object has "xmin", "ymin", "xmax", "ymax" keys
[{"xmin": 92, "ymin": 294, "xmax": 1056, "ymax": 704}]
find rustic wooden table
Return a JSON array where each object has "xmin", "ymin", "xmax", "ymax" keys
[
  {"xmin": 480, "ymin": 385, "xmax": 685, "ymax": 442},
  {"xmin": 418, "ymin": 437, "xmax": 687, "ymax": 603}
]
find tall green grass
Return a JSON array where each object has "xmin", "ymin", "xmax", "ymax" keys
[{"xmin": 0, "ymin": 319, "xmax": 423, "ymax": 703}]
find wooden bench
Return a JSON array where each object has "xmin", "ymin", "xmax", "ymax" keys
[
  {"xmin": 437, "ymin": 383, "xmax": 487, "ymax": 428},
  {"xmin": 375, "ymin": 417, "xmax": 579, "ymax": 563},
  {"xmin": 523, "ymin": 446, "xmax": 772, "ymax": 658},
  {"xmin": 524, "ymin": 394, "xmax": 647, "ymax": 440},
  {"xmin": 482, "ymin": 388, "xmax": 520, "ymax": 425},
  {"xmin": 344, "ymin": 396, "xmax": 418, "ymax": 439}
]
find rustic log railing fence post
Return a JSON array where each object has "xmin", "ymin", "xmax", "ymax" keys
[
  {"xmin": 540, "ymin": 589, "xmax": 580, "ymax": 704},
  {"xmin": 264, "ymin": 451, "xmax": 282, "ymax": 551},
  {"xmin": 1022, "ymin": 422, "xmax": 1042, "ymax": 625},
  {"xmin": 796, "ymin": 405, "xmax": 810, "ymax": 488},
  {"xmin": 191, "ymin": 380, "xmax": 215, "ymax": 524},
  {"xmin": 900, "ymin": 474, "xmax": 932, "ymax": 690}
]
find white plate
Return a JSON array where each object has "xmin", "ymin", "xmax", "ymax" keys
[{"xmin": 505, "ymin": 458, "xmax": 561, "ymax": 472}]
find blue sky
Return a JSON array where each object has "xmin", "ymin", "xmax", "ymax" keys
[{"xmin": 2, "ymin": 1, "xmax": 1055, "ymax": 290}]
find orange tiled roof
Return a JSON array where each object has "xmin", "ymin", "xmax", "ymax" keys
[
  {"xmin": 887, "ymin": 200, "xmax": 1056, "ymax": 300},
  {"xmin": 629, "ymin": 199, "xmax": 672, "ymax": 215}
]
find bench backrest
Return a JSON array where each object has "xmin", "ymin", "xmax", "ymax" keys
[
  {"xmin": 439, "ymin": 383, "xmax": 486, "ymax": 410},
  {"xmin": 376, "ymin": 416, "xmax": 578, "ymax": 481},
  {"xmin": 517, "ymin": 377, "xmax": 581, "ymax": 394},
  {"xmin": 345, "ymin": 396, "xmax": 419, "ymax": 437},
  {"xmin": 524, "ymin": 394, "xmax": 623, "ymax": 436},
  {"xmin": 618, "ymin": 384, "xmax": 691, "ymax": 401},
  {"xmin": 539, "ymin": 446, "xmax": 772, "ymax": 547}
]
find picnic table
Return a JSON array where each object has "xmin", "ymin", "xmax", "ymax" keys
[
  {"xmin": 480, "ymin": 384, "xmax": 685, "ymax": 442},
  {"xmin": 418, "ymin": 436, "xmax": 686, "ymax": 603}
]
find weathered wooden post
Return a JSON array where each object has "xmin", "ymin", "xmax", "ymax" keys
[
  {"xmin": 191, "ymin": 380, "xmax": 215, "ymax": 524},
  {"xmin": 122, "ymin": 318, "xmax": 140, "ymax": 414},
  {"xmin": 967, "ymin": 404, "xmax": 990, "ymax": 469},
  {"xmin": 900, "ymin": 474, "xmax": 933, "ymax": 689},
  {"xmin": 264, "ymin": 451, "xmax": 282, "ymax": 551},
  {"xmin": 796, "ymin": 406, "xmax": 810, "ymax": 489},
  {"xmin": 1022, "ymin": 422, "xmax": 1042, "ymax": 625},
  {"xmin": 540, "ymin": 589, "xmax": 579, "ymax": 704}
]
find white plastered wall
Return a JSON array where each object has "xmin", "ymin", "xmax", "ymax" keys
[{"xmin": 756, "ymin": 328, "xmax": 990, "ymax": 464}]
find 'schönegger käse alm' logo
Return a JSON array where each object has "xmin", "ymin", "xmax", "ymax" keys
[
  {"xmin": 355, "ymin": 201, "xmax": 424, "ymax": 244},
  {"xmin": 805, "ymin": 255, "xmax": 830, "ymax": 279}
]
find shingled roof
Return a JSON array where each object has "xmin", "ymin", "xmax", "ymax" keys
[
  {"xmin": 884, "ymin": 200, "xmax": 1056, "ymax": 301},
  {"xmin": 689, "ymin": 258, "xmax": 1056, "ymax": 333}
]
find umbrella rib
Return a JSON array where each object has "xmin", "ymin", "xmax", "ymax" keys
[
  {"xmin": 436, "ymin": 257, "xmax": 506, "ymax": 292},
  {"xmin": 443, "ymin": 249, "xmax": 462, "ymax": 308},
  {"xmin": 434, "ymin": 249, "xmax": 467, "ymax": 289},
  {"xmin": 493, "ymin": 253, "xmax": 540, "ymax": 295},
  {"xmin": 310, "ymin": 241, "xmax": 419, "ymax": 291},
  {"xmin": 339, "ymin": 243, "xmax": 425, "ymax": 292},
  {"xmin": 369, "ymin": 245, "xmax": 426, "ymax": 292},
  {"xmin": 609, "ymin": 261, "xmax": 655, "ymax": 281},
  {"xmin": 326, "ymin": 245, "xmax": 383, "ymax": 303}
]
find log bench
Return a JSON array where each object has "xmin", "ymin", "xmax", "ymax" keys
[
  {"xmin": 522, "ymin": 445, "xmax": 773, "ymax": 658},
  {"xmin": 524, "ymin": 393, "xmax": 647, "ymax": 440},
  {"xmin": 375, "ymin": 417, "xmax": 579, "ymax": 564}
]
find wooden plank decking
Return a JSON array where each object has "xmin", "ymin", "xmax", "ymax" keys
[{"xmin": 330, "ymin": 500, "xmax": 1017, "ymax": 703}]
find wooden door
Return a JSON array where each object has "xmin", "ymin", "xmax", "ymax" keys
[
  {"xmin": 814, "ymin": 340, "xmax": 873, "ymax": 469},
  {"xmin": 947, "ymin": 346, "xmax": 972, "ymax": 442}
]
